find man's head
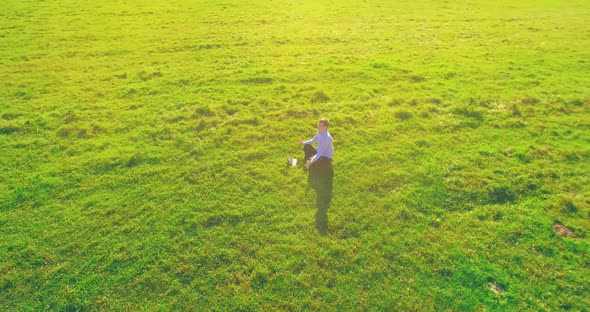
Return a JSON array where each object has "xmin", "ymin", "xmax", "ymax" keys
[{"xmin": 317, "ymin": 118, "xmax": 329, "ymax": 131}]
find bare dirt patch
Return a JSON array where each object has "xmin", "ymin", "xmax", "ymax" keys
[
  {"xmin": 553, "ymin": 223, "xmax": 575, "ymax": 237},
  {"xmin": 486, "ymin": 277, "xmax": 505, "ymax": 295},
  {"xmin": 488, "ymin": 281, "xmax": 505, "ymax": 295}
]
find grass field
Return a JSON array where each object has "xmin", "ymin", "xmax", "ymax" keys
[{"xmin": 1, "ymin": 0, "xmax": 589, "ymax": 310}]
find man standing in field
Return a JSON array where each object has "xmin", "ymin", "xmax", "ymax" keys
[{"xmin": 298, "ymin": 118, "xmax": 334, "ymax": 235}]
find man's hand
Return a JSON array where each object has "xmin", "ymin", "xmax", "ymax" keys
[{"xmin": 306, "ymin": 158, "xmax": 313, "ymax": 165}]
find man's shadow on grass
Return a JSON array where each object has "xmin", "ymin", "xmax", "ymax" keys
[
  {"xmin": 282, "ymin": 146, "xmax": 334, "ymax": 235},
  {"xmin": 303, "ymin": 144, "xmax": 334, "ymax": 235}
]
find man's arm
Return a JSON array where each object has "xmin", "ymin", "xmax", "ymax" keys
[{"xmin": 300, "ymin": 133, "xmax": 318, "ymax": 145}]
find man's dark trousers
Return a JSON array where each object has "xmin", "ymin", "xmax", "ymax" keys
[{"xmin": 303, "ymin": 144, "xmax": 333, "ymax": 235}]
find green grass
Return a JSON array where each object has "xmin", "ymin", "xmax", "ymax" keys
[{"xmin": 1, "ymin": 0, "xmax": 589, "ymax": 310}]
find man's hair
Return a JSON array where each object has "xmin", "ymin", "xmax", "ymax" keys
[{"xmin": 319, "ymin": 118, "xmax": 329, "ymax": 128}]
